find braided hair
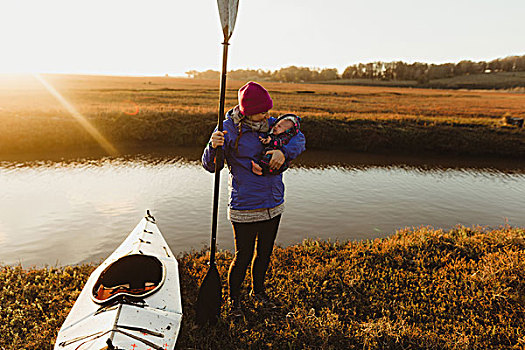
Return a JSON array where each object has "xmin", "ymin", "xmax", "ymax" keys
[{"xmin": 234, "ymin": 122, "xmax": 244, "ymax": 152}]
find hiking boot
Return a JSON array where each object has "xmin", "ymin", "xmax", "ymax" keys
[
  {"xmin": 250, "ymin": 291, "xmax": 279, "ymax": 309},
  {"xmin": 229, "ymin": 298, "xmax": 244, "ymax": 319}
]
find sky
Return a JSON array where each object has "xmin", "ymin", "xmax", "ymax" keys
[{"xmin": 1, "ymin": 0, "xmax": 524, "ymax": 77}]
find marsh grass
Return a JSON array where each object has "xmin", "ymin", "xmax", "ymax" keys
[
  {"xmin": 0, "ymin": 74, "xmax": 524, "ymax": 158},
  {"xmin": 321, "ymin": 72, "xmax": 525, "ymax": 90},
  {"xmin": 1, "ymin": 226, "xmax": 523, "ymax": 349}
]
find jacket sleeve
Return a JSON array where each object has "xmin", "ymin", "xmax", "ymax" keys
[
  {"xmin": 281, "ymin": 131, "xmax": 306, "ymax": 161},
  {"xmin": 202, "ymin": 126, "xmax": 225, "ymax": 173}
]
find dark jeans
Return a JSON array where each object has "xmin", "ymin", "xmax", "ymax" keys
[{"xmin": 228, "ymin": 215, "xmax": 281, "ymax": 300}]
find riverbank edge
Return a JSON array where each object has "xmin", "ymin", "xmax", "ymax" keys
[
  {"xmin": 1, "ymin": 113, "xmax": 524, "ymax": 159},
  {"xmin": 1, "ymin": 226, "xmax": 524, "ymax": 349}
]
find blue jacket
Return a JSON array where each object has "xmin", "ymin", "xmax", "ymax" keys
[{"xmin": 202, "ymin": 110, "xmax": 306, "ymax": 211}]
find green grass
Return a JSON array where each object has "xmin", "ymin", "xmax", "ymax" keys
[
  {"xmin": 319, "ymin": 72, "xmax": 525, "ymax": 90},
  {"xmin": 1, "ymin": 226, "xmax": 524, "ymax": 349}
]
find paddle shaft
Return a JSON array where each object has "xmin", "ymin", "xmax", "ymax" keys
[{"xmin": 210, "ymin": 41, "xmax": 229, "ymax": 265}]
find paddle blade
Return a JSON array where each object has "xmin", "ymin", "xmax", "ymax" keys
[
  {"xmin": 217, "ymin": 0, "xmax": 239, "ymax": 40},
  {"xmin": 195, "ymin": 263, "xmax": 222, "ymax": 326}
]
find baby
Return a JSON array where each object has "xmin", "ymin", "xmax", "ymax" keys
[{"xmin": 252, "ymin": 114, "xmax": 301, "ymax": 175}]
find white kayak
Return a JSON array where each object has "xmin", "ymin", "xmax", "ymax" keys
[{"xmin": 54, "ymin": 211, "xmax": 183, "ymax": 350}]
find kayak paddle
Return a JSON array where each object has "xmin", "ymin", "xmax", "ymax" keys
[{"xmin": 195, "ymin": 0, "xmax": 240, "ymax": 326}]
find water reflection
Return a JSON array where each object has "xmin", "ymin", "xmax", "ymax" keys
[
  {"xmin": 0, "ymin": 147, "xmax": 524, "ymax": 267},
  {"xmin": 2, "ymin": 145, "xmax": 525, "ymax": 172},
  {"xmin": 296, "ymin": 149, "xmax": 525, "ymax": 175}
]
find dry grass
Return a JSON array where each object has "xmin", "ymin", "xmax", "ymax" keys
[
  {"xmin": 0, "ymin": 74, "xmax": 524, "ymax": 157},
  {"xmin": 1, "ymin": 226, "xmax": 524, "ymax": 349}
]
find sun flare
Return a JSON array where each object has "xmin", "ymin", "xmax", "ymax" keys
[{"xmin": 32, "ymin": 74, "xmax": 118, "ymax": 156}]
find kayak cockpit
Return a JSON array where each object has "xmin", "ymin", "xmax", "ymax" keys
[{"xmin": 92, "ymin": 254, "xmax": 164, "ymax": 304}]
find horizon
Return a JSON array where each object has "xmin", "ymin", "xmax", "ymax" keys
[{"xmin": 2, "ymin": 51, "xmax": 523, "ymax": 79}]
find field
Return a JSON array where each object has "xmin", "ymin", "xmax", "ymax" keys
[
  {"xmin": 0, "ymin": 73, "xmax": 524, "ymax": 157},
  {"xmin": 1, "ymin": 226, "xmax": 523, "ymax": 349},
  {"xmin": 321, "ymin": 71, "xmax": 525, "ymax": 90}
]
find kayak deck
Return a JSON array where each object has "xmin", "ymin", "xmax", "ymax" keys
[{"xmin": 54, "ymin": 212, "xmax": 182, "ymax": 350}]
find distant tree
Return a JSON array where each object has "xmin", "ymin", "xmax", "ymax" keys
[
  {"xmin": 229, "ymin": 69, "xmax": 267, "ymax": 81},
  {"xmin": 205, "ymin": 70, "xmax": 221, "ymax": 79},
  {"xmin": 382, "ymin": 62, "xmax": 396, "ymax": 80},
  {"xmin": 488, "ymin": 59, "xmax": 502, "ymax": 72},
  {"xmin": 477, "ymin": 61, "xmax": 488, "ymax": 73},
  {"xmin": 375, "ymin": 62, "xmax": 386, "ymax": 80},
  {"xmin": 186, "ymin": 69, "xmax": 220, "ymax": 79},
  {"xmin": 516, "ymin": 56, "xmax": 525, "ymax": 71},
  {"xmin": 186, "ymin": 54, "xmax": 525, "ymax": 82},
  {"xmin": 185, "ymin": 70, "xmax": 199, "ymax": 79},
  {"xmin": 342, "ymin": 65, "xmax": 358, "ymax": 79},
  {"xmin": 273, "ymin": 66, "xmax": 299, "ymax": 82},
  {"xmin": 428, "ymin": 64, "xmax": 454, "ymax": 80},
  {"xmin": 470, "ymin": 61, "xmax": 484, "ymax": 75},
  {"xmin": 319, "ymin": 68, "xmax": 339, "ymax": 80},
  {"xmin": 393, "ymin": 61, "xmax": 408, "ymax": 80},
  {"xmin": 454, "ymin": 60, "xmax": 476, "ymax": 76},
  {"xmin": 298, "ymin": 67, "xmax": 318, "ymax": 82},
  {"xmin": 408, "ymin": 62, "xmax": 428, "ymax": 83},
  {"xmin": 500, "ymin": 56, "xmax": 519, "ymax": 72},
  {"xmin": 352, "ymin": 63, "xmax": 364, "ymax": 79}
]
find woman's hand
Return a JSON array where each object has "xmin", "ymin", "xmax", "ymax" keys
[
  {"xmin": 210, "ymin": 130, "xmax": 227, "ymax": 148},
  {"xmin": 251, "ymin": 161, "xmax": 263, "ymax": 175},
  {"xmin": 265, "ymin": 150, "xmax": 285, "ymax": 170}
]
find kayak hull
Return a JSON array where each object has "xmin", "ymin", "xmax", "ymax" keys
[{"xmin": 54, "ymin": 213, "xmax": 182, "ymax": 350}]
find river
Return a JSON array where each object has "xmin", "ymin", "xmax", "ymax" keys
[{"xmin": 1, "ymin": 147, "xmax": 524, "ymax": 266}]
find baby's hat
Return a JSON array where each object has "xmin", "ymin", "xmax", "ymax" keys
[{"xmin": 274, "ymin": 113, "xmax": 301, "ymax": 132}]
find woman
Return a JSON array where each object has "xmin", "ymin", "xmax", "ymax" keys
[{"xmin": 202, "ymin": 81, "xmax": 306, "ymax": 318}]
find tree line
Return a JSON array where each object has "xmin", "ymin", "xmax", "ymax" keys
[
  {"xmin": 185, "ymin": 67, "xmax": 339, "ymax": 82},
  {"xmin": 185, "ymin": 54, "xmax": 525, "ymax": 83}
]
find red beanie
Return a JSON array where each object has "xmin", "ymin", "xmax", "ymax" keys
[{"xmin": 238, "ymin": 82, "xmax": 273, "ymax": 116}]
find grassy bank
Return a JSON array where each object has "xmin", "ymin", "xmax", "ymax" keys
[
  {"xmin": 1, "ymin": 226, "xmax": 524, "ymax": 349},
  {"xmin": 320, "ymin": 72, "xmax": 525, "ymax": 90},
  {"xmin": 0, "ymin": 74, "xmax": 524, "ymax": 158}
]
